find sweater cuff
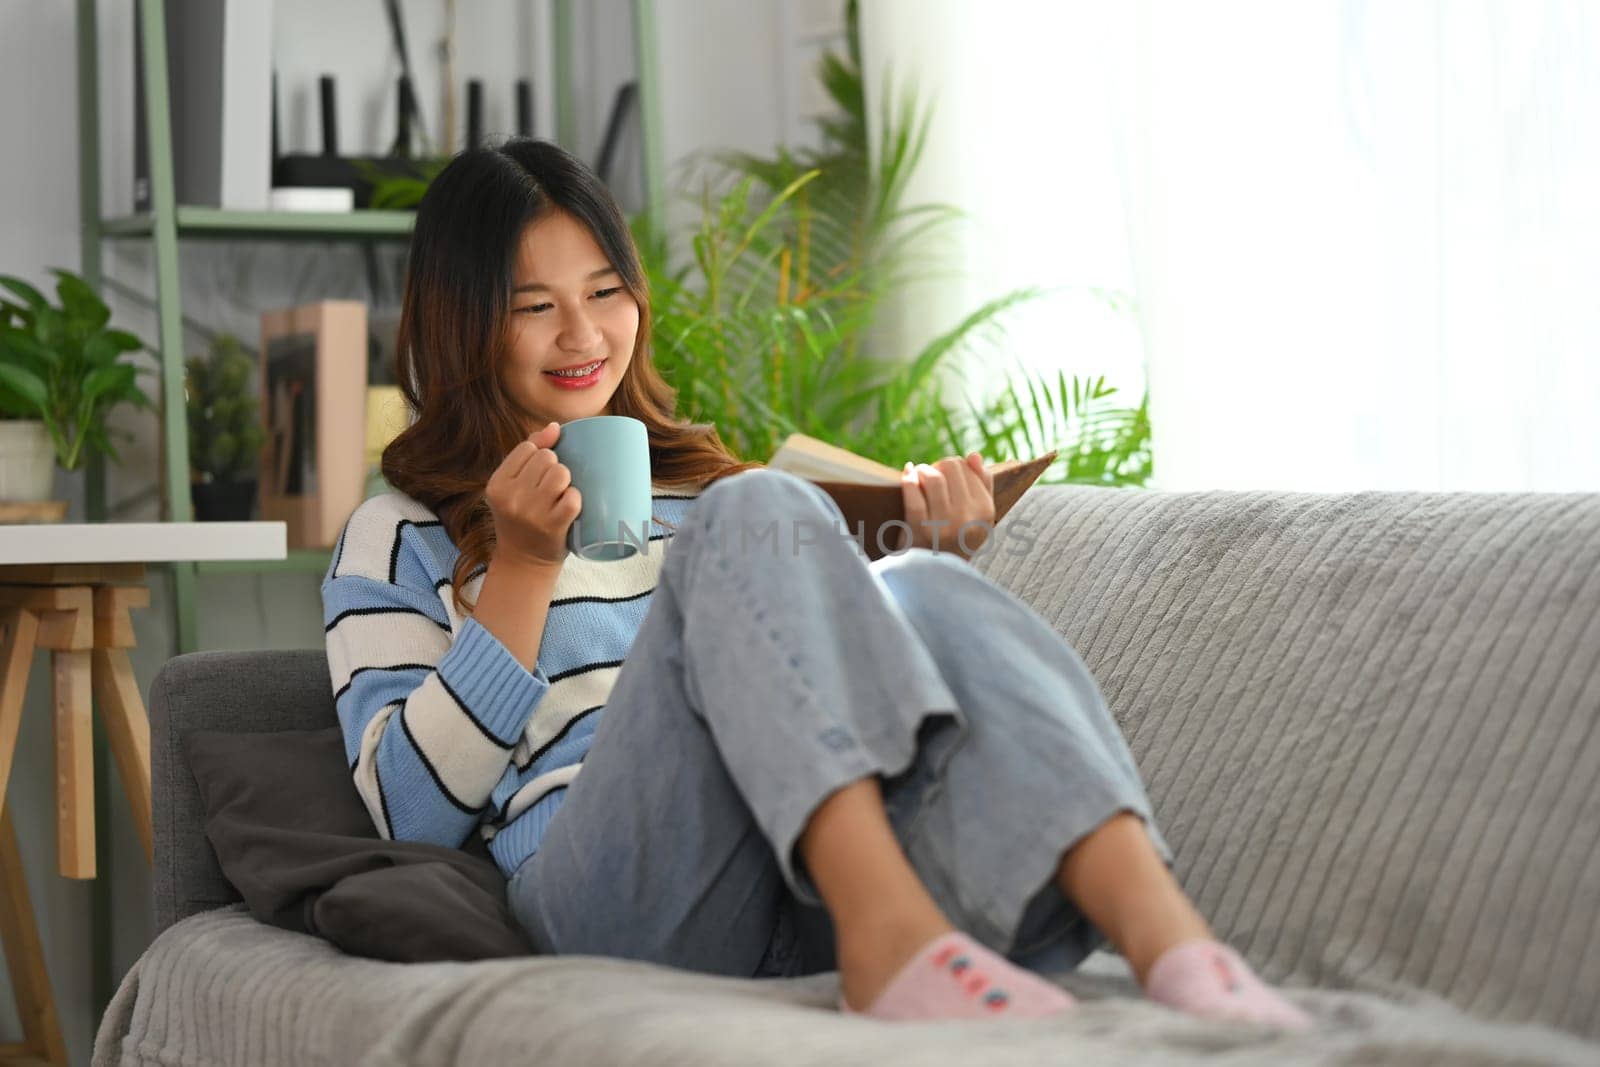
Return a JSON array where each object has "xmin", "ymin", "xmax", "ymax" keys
[{"xmin": 435, "ymin": 617, "xmax": 549, "ymax": 744}]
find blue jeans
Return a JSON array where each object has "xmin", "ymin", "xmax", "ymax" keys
[{"xmin": 506, "ymin": 467, "xmax": 1173, "ymax": 979}]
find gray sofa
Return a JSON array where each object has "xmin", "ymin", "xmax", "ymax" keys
[{"xmin": 96, "ymin": 485, "xmax": 1600, "ymax": 1066}]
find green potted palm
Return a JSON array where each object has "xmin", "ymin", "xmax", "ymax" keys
[
  {"xmin": 0, "ymin": 269, "xmax": 153, "ymax": 507},
  {"xmin": 186, "ymin": 333, "xmax": 266, "ymax": 521},
  {"xmin": 638, "ymin": 0, "xmax": 1152, "ymax": 484}
]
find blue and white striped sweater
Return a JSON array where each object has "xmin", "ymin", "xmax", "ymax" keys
[{"xmin": 321, "ymin": 484, "xmax": 701, "ymax": 878}]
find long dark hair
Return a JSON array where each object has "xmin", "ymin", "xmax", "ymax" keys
[{"xmin": 382, "ymin": 139, "xmax": 760, "ymax": 611}]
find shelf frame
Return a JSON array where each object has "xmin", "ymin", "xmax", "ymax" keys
[
  {"xmin": 130, "ymin": 0, "xmax": 201, "ymax": 659},
  {"xmin": 102, "ymin": 207, "xmax": 417, "ymax": 241}
]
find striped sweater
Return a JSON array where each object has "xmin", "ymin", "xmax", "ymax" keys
[{"xmin": 321, "ymin": 484, "xmax": 701, "ymax": 878}]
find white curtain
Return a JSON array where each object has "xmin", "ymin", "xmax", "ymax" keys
[{"xmin": 861, "ymin": 0, "xmax": 1600, "ymax": 491}]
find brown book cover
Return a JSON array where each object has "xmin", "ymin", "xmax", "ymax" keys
[{"xmin": 776, "ymin": 443, "xmax": 1058, "ymax": 561}]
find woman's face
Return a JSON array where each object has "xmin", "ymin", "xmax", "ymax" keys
[{"xmin": 500, "ymin": 209, "xmax": 639, "ymax": 430}]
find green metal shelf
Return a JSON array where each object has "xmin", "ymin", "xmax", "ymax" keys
[{"xmin": 102, "ymin": 207, "xmax": 416, "ymax": 240}]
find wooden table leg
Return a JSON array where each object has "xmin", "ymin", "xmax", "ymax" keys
[
  {"xmin": 0, "ymin": 607, "xmax": 38, "ymax": 814},
  {"xmin": 1, "ymin": 581, "xmax": 153, "ymax": 869},
  {"xmin": 51, "ymin": 650, "xmax": 95, "ymax": 880},
  {"xmin": 5, "ymin": 588, "xmax": 98, "ymax": 882},
  {"xmin": 91, "ymin": 586, "xmax": 154, "ymax": 864},
  {"xmin": 0, "ymin": 605, "xmax": 67, "ymax": 1065},
  {"xmin": 90, "ymin": 647, "xmax": 153, "ymax": 864},
  {"xmin": 0, "ymin": 572, "xmax": 152, "ymax": 1066},
  {"xmin": 0, "ymin": 806, "xmax": 70, "ymax": 1067}
]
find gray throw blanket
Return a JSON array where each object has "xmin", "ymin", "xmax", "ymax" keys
[{"xmin": 97, "ymin": 907, "xmax": 1597, "ymax": 1066}]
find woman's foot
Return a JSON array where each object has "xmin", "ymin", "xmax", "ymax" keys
[
  {"xmin": 836, "ymin": 914, "xmax": 959, "ymax": 1013},
  {"xmin": 1142, "ymin": 938, "xmax": 1313, "ymax": 1030},
  {"xmin": 838, "ymin": 930, "xmax": 1077, "ymax": 1022},
  {"xmin": 801, "ymin": 776, "xmax": 1074, "ymax": 1021}
]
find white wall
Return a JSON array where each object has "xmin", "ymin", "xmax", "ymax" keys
[
  {"xmin": 0, "ymin": 1, "xmax": 811, "ymax": 1063},
  {"xmin": 0, "ymin": 5, "xmax": 85, "ymax": 301},
  {"xmin": 2, "ymin": 8, "xmax": 107, "ymax": 1063},
  {"xmin": 653, "ymin": 0, "xmax": 843, "ymax": 237},
  {"xmin": 855, "ymin": 0, "xmax": 974, "ymax": 385}
]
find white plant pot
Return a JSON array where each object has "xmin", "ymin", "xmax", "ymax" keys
[{"xmin": 0, "ymin": 420, "xmax": 58, "ymax": 502}]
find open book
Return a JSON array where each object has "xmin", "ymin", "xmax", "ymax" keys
[{"xmin": 767, "ymin": 433, "xmax": 1058, "ymax": 561}]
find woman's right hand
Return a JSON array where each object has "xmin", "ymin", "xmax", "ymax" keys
[{"xmin": 486, "ymin": 420, "xmax": 581, "ymax": 569}]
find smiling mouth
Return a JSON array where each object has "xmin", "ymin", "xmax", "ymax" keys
[
  {"xmin": 542, "ymin": 359, "xmax": 607, "ymax": 388},
  {"xmin": 545, "ymin": 359, "xmax": 604, "ymax": 377}
]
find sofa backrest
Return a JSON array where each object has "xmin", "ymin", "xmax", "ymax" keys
[
  {"xmin": 972, "ymin": 485, "xmax": 1600, "ymax": 1040},
  {"xmin": 150, "ymin": 484, "xmax": 1600, "ymax": 1039}
]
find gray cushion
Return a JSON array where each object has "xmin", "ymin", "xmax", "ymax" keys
[
  {"xmin": 181, "ymin": 724, "xmax": 530, "ymax": 962},
  {"xmin": 151, "ymin": 649, "xmax": 340, "ymax": 931}
]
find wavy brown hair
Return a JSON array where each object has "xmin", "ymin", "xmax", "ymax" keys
[{"xmin": 382, "ymin": 139, "xmax": 762, "ymax": 611}]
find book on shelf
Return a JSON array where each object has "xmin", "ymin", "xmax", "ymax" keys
[
  {"xmin": 258, "ymin": 301, "xmax": 369, "ymax": 549},
  {"xmin": 765, "ymin": 433, "xmax": 1058, "ymax": 560}
]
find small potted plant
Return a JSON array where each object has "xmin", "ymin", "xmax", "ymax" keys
[
  {"xmin": 186, "ymin": 333, "xmax": 265, "ymax": 521},
  {"xmin": 0, "ymin": 269, "xmax": 152, "ymax": 508}
]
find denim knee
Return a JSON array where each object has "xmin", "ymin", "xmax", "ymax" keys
[
  {"xmin": 694, "ymin": 467, "xmax": 842, "ymax": 537},
  {"xmin": 873, "ymin": 546, "xmax": 969, "ymax": 601},
  {"xmin": 875, "ymin": 545, "xmax": 968, "ymax": 576},
  {"xmin": 699, "ymin": 467, "xmax": 827, "ymax": 512}
]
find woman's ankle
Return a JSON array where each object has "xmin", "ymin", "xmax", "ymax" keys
[
  {"xmin": 833, "ymin": 909, "xmax": 955, "ymax": 1010},
  {"xmin": 1123, "ymin": 920, "xmax": 1214, "ymax": 987},
  {"xmin": 1090, "ymin": 887, "xmax": 1213, "ymax": 985}
]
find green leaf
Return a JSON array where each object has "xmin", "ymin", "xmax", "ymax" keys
[
  {"xmin": 1, "ymin": 328, "xmax": 58, "ymax": 374},
  {"xmin": 50, "ymin": 269, "xmax": 110, "ymax": 333},
  {"xmin": 32, "ymin": 305, "xmax": 64, "ymax": 349},
  {"xmin": 0, "ymin": 275, "xmax": 47, "ymax": 311},
  {"xmin": 83, "ymin": 363, "xmax": 137, "ymax": 403},
  {"xmin": 102, "ymin": 328, "xmax": 144, "ymax": 354},
  {"xmin": 0, "ymin": 389, "xmax": 37, "ymax": 419},
  {"xmin": 0, "ymin": 363, "xmax": 48, "ymax": 415},
  {"xmin": 83, "ymin": 331, "xmax": 136, "ymax": 369}
]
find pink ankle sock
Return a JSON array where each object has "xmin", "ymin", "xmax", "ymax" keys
[
  {"xmin": 1143, "ymin": 938, "xmax": 1313, "ymax": 1030},
  {"xmin": 837, "ymin": 931, "xmax": 1077, "ymax": 1022}
]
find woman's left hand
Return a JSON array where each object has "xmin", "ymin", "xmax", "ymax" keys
[{"xmin": 896, "ymin": 452, "xmax": 996, "ymax": 560}]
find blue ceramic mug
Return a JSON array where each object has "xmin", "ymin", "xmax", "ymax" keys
[{"xmin": 553, "ymin": 415, "xmax": 653, "ymax": 562}]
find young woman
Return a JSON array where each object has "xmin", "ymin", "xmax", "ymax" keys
[{"xmin": 322, "ymin": 138, "xmax": 1313, "ymax": 1027}]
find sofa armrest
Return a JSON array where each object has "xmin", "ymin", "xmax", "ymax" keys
[{"xmin": 150, "ymin": 649, "xmax": 336, "ymax": 934}]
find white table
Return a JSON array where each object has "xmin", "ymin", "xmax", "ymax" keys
[
  {"xmin": 0, "ymin": 522, "xmax": 284, "ymax": 1067},
  {"xmin": 0, "ymin": 521, "xmax": 285, "ymax": 565}
]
